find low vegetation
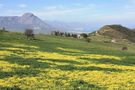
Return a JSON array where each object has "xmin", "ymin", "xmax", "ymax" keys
[
  {"xmin": 97, "ymin": 25, "xmax": 135, "ymax": 42},
  {"xmin": 51, "ymin": 31, "xmax": 78, "ymax": 38},
  {"xmin": 24, "ymin": 29, "xmax": 35, "ymax": 40},
  {"xmin": 0, "ymin": 31, "xmax": 135, "ymax": 90}
]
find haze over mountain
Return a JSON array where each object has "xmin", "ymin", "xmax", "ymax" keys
[
  {"xmin": 0, "ymin": 13, "xmax": 53, "ymax": 34},
  {"xmin": 0, "ymin": 13, "xmax": 93, "ymax": 34},
  {"xmin": 46, "ymin": 21, "xmax": 94, "ymax": 33}
]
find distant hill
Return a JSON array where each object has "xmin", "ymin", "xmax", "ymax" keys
[
  {"xmin": 0, "ymin": 13, "xmax": 53, "ymax": 34},
  {"xmin": 97, "ymin": 25, "xmax": 135, "ymax": 42}
]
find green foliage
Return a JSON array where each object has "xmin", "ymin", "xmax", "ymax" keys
[
  {"xmin": 24, "ymin": 29, "xmax": 35, "ymax": 40},
  {"xmin": 52, "ymin": 31, "xmax": 78, "ymax": 38},
  {"xmin": 70, "ymin": 80, "xmax": 102, "ymax": 90},
  {"xmin": 0, "ymin": 85, "xmax": 21, "ymax": 90},
  {"xmin": 0, "ymin": 28, "xmax": 8, "ymax": 34},
  {"xmin": 85, "ymin": 38, "xmax": 91, "ymax": 43},
  {"xmin": 80, "ymin": 33, "xmax": 88, "ymax": 38}
]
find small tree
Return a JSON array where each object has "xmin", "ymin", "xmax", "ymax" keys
[
  {"xmin": 0, "ymin": 27, "xmax": 9, "ymax": 34},
  {"xmin": 2, "ymin": 27, "xmax": 5, "ymax": 31},
  {"xmin": 122, "ymin": 46, "xmax": 128, "ymax": 51},
  {"xmin": 67, "ymin": 33, "xmax": 71, "ymax": 37},
  {"xmin": 80, "ymin": 33, "xmax": 88, "ymax": 39},
  {"xmin": 72, "ymin": 34, "xmax": 77, "ymax": 38},
  {"xmin": 0, "ymin": 27, "xmax": 6, "ymax": 32},
  {"xmin": 24, "ymin": 29, "xmax": 35, "ymax": 40},
  {"xmin": 86, "ymin": 38, "xmax": 91, "ymax": 43}
]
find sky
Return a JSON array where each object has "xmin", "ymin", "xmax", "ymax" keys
[{"xmin": 0, "ymin": 0, "xmax": 135, "ymax": 29}]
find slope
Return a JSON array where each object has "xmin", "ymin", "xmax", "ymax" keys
[
  {"xmin": 0, "ymin": 31, "xmax": 135, "ymax": 90},
  {"xmin": 97, "ymin": 25, "xmax": 135, "ymax": 42}
]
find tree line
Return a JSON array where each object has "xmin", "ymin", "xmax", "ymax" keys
[
  {"xmin": 51, "ymin": 31, "xmax": 78, "ymax": 38},
  {"xmin": 51, "ymin": 31, "xmax": 91, "ymax": 42},
  {"xmin": 51, "ymin": 31, "xmax": 89, "ymax": 38}
]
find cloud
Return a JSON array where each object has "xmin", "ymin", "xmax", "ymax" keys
[
  {"xmin": 19, "ymin": 4, "xmax": 27, "ymax": 8},
  {"xmin": 2, "ymin": 1, "xmax": 135, "ymax": 23},
  {"xmin": 43, "ymin": 5, "xmax": 66, "ymax": 11},
  {"xmin": 35, "ymin": 4, "xmax": 98, "ymax": 20}
]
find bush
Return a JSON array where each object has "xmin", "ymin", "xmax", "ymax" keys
[
  {"xmin": 86, "ymin": 38, "xmax": 91, "ymax": 43},
  {"xmin": 0, "ymin": 27, "xmax": 9, "ymax": 33},
  {"xmin": 24, "ymin": 29, "xmax": 35, "ymax": 40},
  {"xmin": 122, "ymin": 46, "xmax": 128, "ymax": 51},
  {"xmin": 70, "ymin": 80, "xmax": 102, "ymax": 90},
  {"xmin": 80, "ymin": 33, "xmax": 88, "ymax": 39}
]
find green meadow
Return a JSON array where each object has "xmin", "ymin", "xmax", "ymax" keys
[{"xmin": 0, "ymin": 32, "xmax": 135, "ymax": 90}]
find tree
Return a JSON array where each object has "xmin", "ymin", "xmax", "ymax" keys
[
  {"xmin": 67, "ymin": 33, "xmax": 71, "ymax": 37},
  {"xmin": 122, "ymin": 46, "xmax": 128, "ymax": 51},
  {"xmin": 0, "ymin": 27, "xmax": 8, "ymax": 34},
  {"xmin": 24, "ymin": 29, "xmax": 35, "ymax": 40},
  {"xmin": 85, "ymin": 38, "xmax": 91, "ymax": 43},
  {"xmin": 80, "ymin": 33, "xmax": 88, "ymax": 39},
  {"xmin": 72, "ymin": 34, "xmax": 77, "ymax": 38},
  {"xmin": 2, "ymin": 27, "xmax": 6, "ymax": 31}
]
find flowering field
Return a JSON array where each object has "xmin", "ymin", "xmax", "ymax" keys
[{"xmin": 0, "ymin": 32, "xmax": 135, "ymax": 90}]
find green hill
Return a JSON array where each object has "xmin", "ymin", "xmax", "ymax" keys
[
  {"xmin": 97, "ymin": 25, "xmax": 135, "ymax": 42},
  {"xmin": 0, "ymin": 31, "xmax": 135, "ymax": 90}
]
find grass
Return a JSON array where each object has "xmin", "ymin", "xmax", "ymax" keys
[{"xmin": 0, "ymin": 32, "xmax": 135, "ymax": 90}]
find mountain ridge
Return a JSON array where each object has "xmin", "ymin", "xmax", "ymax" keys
[{"xmin": 0, "ymin": 13, "xmax": 53, "ymax": 34}]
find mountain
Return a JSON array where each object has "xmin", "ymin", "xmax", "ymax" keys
[
  {"xmin": 97, "ymin": 24, "xmax": 135, "ymax": 42},
  {"xmin": 0, "ymin": 13, "xmax": 53, "ymax": 34}
]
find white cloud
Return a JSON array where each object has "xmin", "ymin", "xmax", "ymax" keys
[
  {"xmin": 45, "ymin": 6, "xmax": 58, "ymax": 10},
  {"xmin": 43, "ymin": 5, "xmax": 66, "ymax": 11},
  {"xmin": 36, "ymin": 5, "xmax": 98, "ymax": 19},
  {"xmin": 19, "ymin": 4, "xmax": 27, "ymax": 8},
  {"xmin": 34, "ymin": 4, "xmax": 135, "ymax": 22}
]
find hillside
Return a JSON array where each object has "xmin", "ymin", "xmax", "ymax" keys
[
  {"xmin": 0, "ymin": 31, "xmax": 135, "ymax": 90},
  {"xmin": 97, "ymin": 25, "xmax": 135, "ymax": 42}
]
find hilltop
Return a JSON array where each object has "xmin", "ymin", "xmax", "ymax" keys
[{"xmin": 97, "ymin": 25, "xmax": 135, "ymax": 42}]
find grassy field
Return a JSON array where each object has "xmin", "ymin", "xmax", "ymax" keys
[{"xmin": 0, "ymin": 32, "xmax": 135, "ymax": 90}]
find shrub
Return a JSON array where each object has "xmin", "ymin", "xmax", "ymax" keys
[
  {"xmin": 122, "ymin": 46, "xmax": 128, "ymax": 51},
  {"xmin": 86, "ymin": 38, "xmax": 91, "ymax": 43},
  {"xmin": 24, "ymin": 29, "xmax": 35, "ymax": 40},
  {"xmin": 0, "ymin": 27, "xmax": 9, "ymax": 33},
  {"xmin": 80, "ymin": 33, "xmax": 88, "ymax": 39}
]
